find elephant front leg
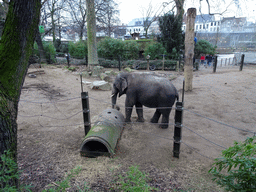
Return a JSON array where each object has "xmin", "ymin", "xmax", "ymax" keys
[
  {"xmin": 125, "ymin": 97, "xmax": 134, "ymax": 122},
  {"xmin": 135, "ymin": 102, "xmax": 144, "ymax": 122},
  {"xmin": 125, "ymin": 106, "xmax": 133, "ymax": 122}
]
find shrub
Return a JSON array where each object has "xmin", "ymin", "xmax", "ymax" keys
[
  {"xmin": 43, "ymin": 41, "xmax": 56, "ymax": 63},
  {"xmin": 209, "ymin": 136, "xmax": 256, "ymax": 191},
  {"xmin": 158, "ymin": 12, "xmax": 184, "ymax": 56},
  {"xmin": 194, "ymin": 39, "xmax": 216, "ymax": 59},
  {"xmin": 0, "ymin": 150, "xmax": 32, "ymax": 191},
  {"xmin": 97, "ymin": 37, "xmax": 139, "ymax": 60},
  {"xmin": 123, "ymin": 40, "xmax": 139, "ymax": 60},
  {"xmin": 143, "ymin": 42, "xmax": 167, "ymax": 60},
  {"xmin": 98, "ymin": 37, "xmax": 124, "ymax": 59},
  {"xmin": 68, "ymin": 40, "xmax": 87, "ymax": 59},
  {"xmin": 33, "ymin": 41, "xmax": 56, "ymax": 63}
]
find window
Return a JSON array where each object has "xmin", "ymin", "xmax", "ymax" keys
[
  {"xmin": 211, "ymin": 22, "xmax": 213, "ymax": 26},
  {"xmin": 196, "ymin": 25, "xmax": 198, "ymax": 30},
  {"xmin": 206, "ymin": 24, "xmax": 209, "ymax": 29},
  {"xmin": 214, "ymin": 22, "xmax": 216, "ymax": 26}
]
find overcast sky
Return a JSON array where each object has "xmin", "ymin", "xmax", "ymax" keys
[{"xmin": 118, "ymin": 0, "xmax": 256, "ymax": 24}]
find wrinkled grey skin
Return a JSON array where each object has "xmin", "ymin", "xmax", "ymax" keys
[{"xmin": 111, "ymin": 72, "xmax": 179, "ymax": 129}]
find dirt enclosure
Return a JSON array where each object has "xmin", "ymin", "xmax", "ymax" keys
[{"xmin": 17, "ymin": 64, "xmax": 256, "ymax": 191}]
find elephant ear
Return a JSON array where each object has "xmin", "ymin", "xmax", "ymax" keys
[{"xmin": 121, "ymin": 77, "xmax": 128, "ymax": 92}]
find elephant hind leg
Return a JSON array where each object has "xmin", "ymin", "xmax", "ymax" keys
[
  {"xmin": 135, "ymin": 102, "xmax": 144, "ymax": 122},
  {"xmin": 160, "ymin": 109, "xmax": 171, "ymax": 129},
  {"xmin": 150, "ymin": 109, "xmax": 161, "ymax": 124}
]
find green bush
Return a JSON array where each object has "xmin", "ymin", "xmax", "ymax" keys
[
  {"xmin": 123, "ymin": 40, "xmax": 139, "ymax": 60},
  {"xmin": 68, "ymin": 40, "xmax": 87, "ymax": 59},
  {"xmin": 194, "ymin": 39, "xmax": 216, "ymax": 59},
  {"xmin": 33, "ymin": 41, "xmax": 56, "ymax": 63},
  {"xmin": 43, "ymin": 41, "xmax": 56, "ymax": 63},
  {"xmin": 97, "ymin": 37, "xmax": 139, "ymax": 60},
  {"xmin": 0, "ymin": 150, "xmax": 32, "ymax": 191},
  {"xmin": 98, "ymin": 37, "xmax": 124, "ymax": 59},
  {"xmin": 143, "ymin": 42, "xmax": 167, "ymax": 60},
  {"xmin": 209, "ymin": 136, "xmax": 256, "ymax": 191}
]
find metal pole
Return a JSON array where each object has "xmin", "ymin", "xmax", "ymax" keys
[
  {"xmin": 179, "ymin": 55, "xmax": 181, "ymax": 72},
  {"xmin": 173, "ymin": 102, "xmax": 183, "ymax": 158},
  {"xmin": 118, "ymin": 55, "xmax": 121, "ymax": 71},
  {"xmin": 80, "ymin": 74, "xmax": 83, "ymax": 93},
  {"xmin": 213, "ymin": 56, "xmax": 218, "ymax": 73},
  {"xmin": 173, "ymin": 80, "xmax": 184, "ymax": 158},
  {"xmin": 182, "ymin": 78, "xmax": 185, "ymax": 103},
  {"xmin": 240, "ymin": 54, "xmax": 245, "ymax": 71},
  {"xmin": 81, "ymin": 92, "xmax": 91, "ymax": 135}
]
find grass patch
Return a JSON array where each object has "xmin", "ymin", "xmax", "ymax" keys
[{"xmin": 111, "ymin": 165, "xmax": 158, "ymax": 192}]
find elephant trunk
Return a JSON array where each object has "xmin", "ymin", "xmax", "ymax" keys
[
  {"xmin": 111, "ymin": 88, "xmax": 119, "ymax": 110},
  {"xmin": 111, "ymin": 93, "xmax": 117, "ymax": 109}
]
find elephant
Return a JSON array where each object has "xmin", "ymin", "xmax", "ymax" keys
[{"xmin": 111, "ymin": 72, "xmax": 179, "ymax": 129}]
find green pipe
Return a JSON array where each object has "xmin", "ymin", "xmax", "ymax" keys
[{"xmin": 80, "ymin": 108, "xmax": 124, "ymax": 157}]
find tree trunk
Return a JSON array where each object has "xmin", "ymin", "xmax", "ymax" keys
[
  {"xmin": 86, "ymin": 0, "xmax": 99, "ymax": 69},
  {"xmin": 175, "ymin": 0, "xmax": 185, "ymax": 17},
  {"xmin": 0, "ymin": 0, "xmax": 41, "ymax": 188},
  {"xmin": 35, "ymin": 26, "xmax": 47, "ymax": 63},
  {"xmin": 184, "ymin": 8, "xmax": 196, "ymax": 91}
]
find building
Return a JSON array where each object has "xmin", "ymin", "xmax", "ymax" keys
[
  {"xmin": 182, "ymin": 14, "xmax": 221, "ymax": 33},
  {"xmin": 125, "ymin": 18, "xmax": 160, "ymax": 39}
]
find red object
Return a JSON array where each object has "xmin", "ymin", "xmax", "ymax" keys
[{"xmin": 200, "ymin": 56, "xmax": 205, "ymax": 60}]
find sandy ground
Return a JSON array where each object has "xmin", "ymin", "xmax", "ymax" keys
[{"xmin": 17, "ymin": 63, "xmax": 256, "ymax": 191}]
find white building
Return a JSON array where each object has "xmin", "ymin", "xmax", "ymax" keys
[
  {"xmin": 125, "ymin": 18, "xmax": 160, "ymax": 38},
  {"xmin": 182, "ymin": 14, "xmax": 222, "ymax": 33}
]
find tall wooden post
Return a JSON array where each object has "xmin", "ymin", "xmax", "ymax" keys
[{"xmin": 184, "ymin": 8, "xmax": 196, "ymax": 91}]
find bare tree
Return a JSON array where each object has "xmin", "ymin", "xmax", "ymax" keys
[
  {"xmin": 0, "ymin": 0, "xmax": 41, "ymax": 188},
  {"xmin": 66, "ymin": 0, "xmax": 119, "ymax": 40},
  {"xmin": 96, "ymin": 0, "xmax": 120, "ymax": 37},
  {"xmin": 140, "ymin": 1, "xmax": 174, "ymax": 38},
  {"xmin": 67, "ymin": 0, "xmax": 87, "ymax": 40},
  {"xmin": 44, "ymin": 0, "xmax": 67, "ymax": 42}
]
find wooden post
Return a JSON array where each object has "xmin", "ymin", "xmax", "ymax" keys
[
  {"xmin": 240, "ymin": 54, "xmax": 245, "ymax": 71},
  {"xmin": 146, "ymin": 55, "xmax": 150, "ymax": 70},
  {"xmin": 184, "ymin": 8, "xmax": 196, "ymax": 91}
]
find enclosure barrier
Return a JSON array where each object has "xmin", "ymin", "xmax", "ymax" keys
[
  {"xmin": 173, "ymin": 101, "xmax": 184, "ymax": 158},
  {"xmin": 173, "ymin": 79, "xmax": 184, "ymax": 158},
  {"xmin": 80, "ymin": 108, "xmax": 125, "ymax": 157},
  {"xmin": 81, "ymin": 92, "xmax": 91, "ymax": 135}
]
